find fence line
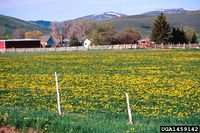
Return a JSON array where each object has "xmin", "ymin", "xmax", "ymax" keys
[{"xmin": 0, "ymin": 44, "xmax": 199, "ymax": 53}]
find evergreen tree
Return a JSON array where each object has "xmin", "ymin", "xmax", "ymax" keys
[
  {"xmin": 150, "ymin": 13, "xmax": 171, "ymax": 44},
  {"xmin": 171, "ymin": 26, "xmax": 198, "ymax": 44},
  {"xmin": 191, "ymin": 33, "xmax": 198, "ymax": 44},
  {"xmin": 171, "ymin": 28, "xmax": 187, "ymax": 44}
]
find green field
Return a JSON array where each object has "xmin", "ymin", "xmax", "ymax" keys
[{"xmin": 0, "ymin": 49, "xmax": 199, "ymax": 132}]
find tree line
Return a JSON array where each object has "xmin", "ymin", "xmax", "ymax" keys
[
  {"xmin": 50, "ymin": 20, "xmax": 141, "ymax": 46},
  {"xmin": 53, "ymin": 15, "xmax": 199, "ymax": 46},
  {"xmin": 0, "ymin": 28, "xmax": 43, "ymax": 40},
  {"xmin": 151, "ymin": 13, "xmax": 198, "ymax": 44}
]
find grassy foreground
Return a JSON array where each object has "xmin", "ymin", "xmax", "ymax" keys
[
  {"xmin": 0, "ymin": 49, "xmax": 199, "ymax": 132},
  {"xmin": 0, "ymin": 108, "xmax": 199, "ymax": 133}
]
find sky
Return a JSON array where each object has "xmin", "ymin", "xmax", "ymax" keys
[{"xmin": 0, "ymin": 0, "xmax": 200, "ymax": 21}]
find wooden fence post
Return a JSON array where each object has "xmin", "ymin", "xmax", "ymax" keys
[
  {"xmin": 170, "ymin": 43, "xmax": 172, "ymax": 49},
  {"xmin": 55, "ymin": 72, "xmax": 62, "ymax": 115},
  {"xmin": 135, "ymin": 44, "xmax": 137, "ymax": 49},
  {"xmin": 126, "ymin": 93, "xmax": 133, "ymax": 124},
  {"xmin": 183, "ymin": 43, "xmax": 186, "ymax": 49}
]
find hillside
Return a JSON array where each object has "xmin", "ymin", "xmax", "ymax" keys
[
  {"xmin": 0, "ymin": 15, "xmax": 50, "ymax": 36},
  {"xmin": 1, "ymin": 9, "xmax": 200, "ymax": 38},
  {"xmin": 30, "ymin": 20, "xmax": 52, "ymax": 28},
  {"xmin": 142, "ymin": 8, "xmax": 189, "ymax": 15},
  {"xmin": 105, "ymin": 10, "xmax": 200, "ymax": 37}
]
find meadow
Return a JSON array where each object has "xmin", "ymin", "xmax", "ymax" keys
[{"xmin": 0, "ymin": 49, "xmax": 199, "ymax": 132}]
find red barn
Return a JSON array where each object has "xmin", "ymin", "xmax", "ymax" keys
[{"xmin": 0, "ymin": 39, "xmax": 41, "ymax": 49}]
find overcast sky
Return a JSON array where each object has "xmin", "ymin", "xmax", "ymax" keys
[{"xmin": 0, "ymin": 0, "xmax": 200, "ymax": 21}]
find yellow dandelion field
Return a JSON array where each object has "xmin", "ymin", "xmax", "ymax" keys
[{"xmin": 0, "ymin": 50, "xmax": 199, "ymax": 119}]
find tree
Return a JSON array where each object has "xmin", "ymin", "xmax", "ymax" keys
[
  {"xmin": 181, "ymin": 26, "xmax": 197, "ymax": 43},
  {"xmin": 191, "ymin": 33, "xmax": 198, "ymax": 44},
  {"xmin": 61, "ymin": 22, "xmax": 71, "ymax": 42},
  {"xmin": 13, "ymin": 28, "xmax": 25, "ymax": 39},
  {"xmin": 197, "ymin": 35, "xmax": 200, "ymax": 43},
  {"xmin": 150, "ymin": 13, "xmax": 171, "ymax": 44},
  {"xmin": 71, "ymin": 20, "xmax": 97, "ymax": 40},
  {"xmin": 1, "ymin": 35, "xmax": 13, "ymax": 39},
  {"xmin": 34, "ymin": 30, "xmax": 42, "ymax": 38},
  {"xmin": 117, "ymin": 29, "xmax": 141, "ymax": 44},
  {"xmin": 25, "ymin": 31, "xmax": 33, "ymax": 39},
  {"xmin": 69, "ymin": 32, "xmax": 81, "ymax": 46},
  {"xmin": 25, "ymin": 30, "xmax": 42, "ymax": 39},
  {"xmin": 171, "ymin": 27, "xmax": 198, "ymax": 44},
  {"xmin": 89, "ymin": 24, "xmax": 117, "ymax": 45},
  {"xmin": 170, "ymin": 28, "xmax": 187, "ymax": 44},
  {"xmin": 51, "ymin": 22, "xmax": 62, "ymax": 46},
  {"xmin": 51, "ymin": 22, "xmax": 60, "ymax": 37}
]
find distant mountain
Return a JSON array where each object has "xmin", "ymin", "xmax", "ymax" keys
[
  {"xmin": 143, "ymin": 8, "xmax": 189, "ymax": 15},
  {"xmin": 0, "ymin": 15, "xmax": 50, "ymax": 36},
  {"xmin": 1, "ymin": 9, "xmax": 200, "ymax": 38},
  {"xmin": 57, "ymin": 10, "xmax": 200, "ymax": 38},
  {"xmin": 75, "ymin": 12, "xmax": 127, "ymax": 21},
  {"xmin": 30, "ymin": 20, "xmax": 52, "ymax": 28},
  {"xmin": 105, "ymin": 10, "xmax": 200, "ymax": 37}
]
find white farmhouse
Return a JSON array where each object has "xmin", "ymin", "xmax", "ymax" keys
[{"xmin": 83, "ymin": 39, "xmax": 91, "ymax": 48}]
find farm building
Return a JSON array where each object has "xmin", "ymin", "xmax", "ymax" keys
[
  {"xmin": 40, "ymin": 36, "xmax": 56, "ymax": 47},
  {"xmin": 63, "ymin": 38, "xmax": 70, "ymax": 46},
  {"xmin": 0, "ymin": 39, "xmax": 41, "ymax": 49},
  {"xmin": 83, "ymin": 39, "xmax": 91, "ymax": 48},
  {"xmin": 137, "ymin": 38, "xmax": 153, "ymax": 48}
]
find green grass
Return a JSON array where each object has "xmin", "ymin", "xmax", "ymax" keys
[
  {"xmin": 0, "ymin": 108, "xmax": 199, "ymax": 133},
  {"xmin": 0, "ymin": 108, "xmax": 132, "ymax": 133}
]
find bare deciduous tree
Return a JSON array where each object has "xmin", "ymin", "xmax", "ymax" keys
[
  {"xmin": 51, "ymin": 22, "xmax": 60, "ymax": 37},
  {"xmin": 50, "ymin": 20, "xmax": 97, "ymax": 46},
  {"xmin": 13, "ymin": 28, "xmax": 25, "ymax": 39},
  {"xmin": 61, "ymin": 21, "xmax": 72, "ymax": 44},
  {"xmin": 69, "ymin": 20, "xmax": 97, "ymax": 40},
  {"xmin": 51, "ymin": 22, "xmax": 62, "ymax": 46},
  {"xmin": 117, "ymin": 28, "xmax": 141, "ymax": 44}
]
